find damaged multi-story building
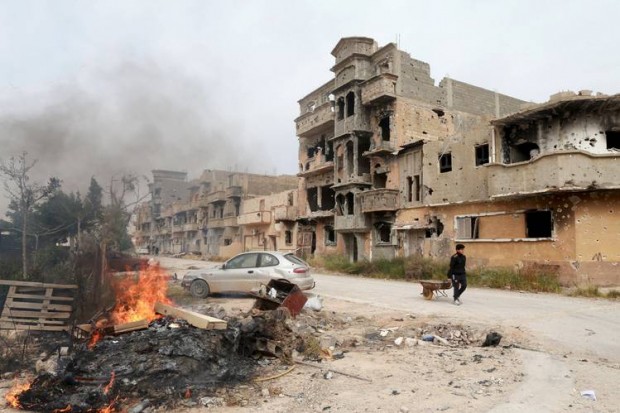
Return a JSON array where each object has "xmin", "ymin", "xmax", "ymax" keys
[
  {"xmin": 133, "ymin": 169, "xmax": 297, "ymax": 258},
  {"xmin": 296, "ymin": 36, "xmax": 620, "ymax": 285}
]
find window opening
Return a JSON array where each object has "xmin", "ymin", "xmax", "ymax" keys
[
  {"xmin": 307, "ymin": 187, "xmax": 319, "ymax": 212},
  {"xmin": 346, "ymin": 141, "xmax": 354, "ymax": 176},
  {"xmin": 346, "ymin": 92, "xmax": 355, "ymax": 117},
  {"xmin": 526, "ymin": 210, "xmax": 553, "ymax": 238},
  {"xmin": 439, "ymin": 153, "xmax": 452, "ymax": 173},
  {"xmin": 606, "ymin": 130, "xmax": 620, "ymax": 150},
  {"xmin": 374, "ymin": 172, "xmax": 387, "ymax": 189},
  {"xmin": 456, "ymin": 216, "xmax": 479, "ymax": 239},
  {"xmin": 406, "ymin": 177, "xmax": 413, "ymax": 202},
  {"xmin": 346, "ymin": 192, "xmax": 355, "ymax": 215},
  {"xmin": 375, "ymin": 222, "xmax": 392, "ymax": 243},
  {"xmin": 475, "ymin": 144, "xmax": 490, "ymax": 166},
  {"xmin": 337, "ymin": 98, "xmax": 345, "ymax": 120},
  {"xmin": 285, "ymin": 230, "xmax": 292, "ymax": 245},
  {"xmin": 325, "ymin": 225, "xmax": 336, "ymax": 246},
  {"xmin": 379, "ymin": 116, "xmax": 391, "ymax": 141},
  {"xmin": 320, "ymin": 186, "xmax": 335, "ymax": 210}
]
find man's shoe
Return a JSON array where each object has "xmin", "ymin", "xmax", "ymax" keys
[{"xmin": 453, "ymin": 299, "xmax": 461, "ymax": 306}]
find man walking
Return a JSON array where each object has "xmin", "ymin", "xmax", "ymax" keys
[{"xmin": 447, "ymin": 244, "xmax": 467, "ymax": 305}]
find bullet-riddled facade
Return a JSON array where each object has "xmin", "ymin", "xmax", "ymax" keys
[{"xmin": 296, "ymin": 37, "xmax": 620, "ymax": 286}]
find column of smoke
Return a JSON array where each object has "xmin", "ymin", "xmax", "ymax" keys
[{"xmin": 0, "ymin": 62, "xmax": 251, "ymax": 210}]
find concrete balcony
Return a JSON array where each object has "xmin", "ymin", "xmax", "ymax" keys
[
  {"xmin": 358, "ymin": 189, "xmax": 399, "ymax": 213},
  {"xmin": 207, "ymin": 190, "xmax": 226, "ymax": 203},
  {"xmin": 296, "ymin": 102, "xmax": 334, "ymax": 137},
  {"xmin": 299, "ymin": 153, "xmax": 334, "ymax": 177},
  {"xmin": 206, "ymin": 218, "xmax": 225, "ymax": 229},
  {"xmin": 223, "ymin": 216, "xmax": 238, "ymax": 227},
  {"xmin": 226, "ymin": 186, "xmax": 243, "ymax": 198},
  {"xmin": 331, "ymin": 173, "xmax": 372, "ymax": 190},
  {"xmin": 237, "ymin": 211, "xmax": 272, "ymax": 226},
  {"xmin": 487, "ymin": 151, "xmax": 620, "ymax": 199},
  {"xmin": 183, "ymin": 223, "xmax": 199, "ymax": 232},
  {"xmin": 273, "ymin": 205, "xmax": 297, "ymax": 222},
  {"xmin": 334, "ymin": 214, "xmax": 371, "ymax": 232},
  {"xmin": 363, "ymin": 140, "xmax": 396, "ymax": 157},
  {"xmin": 361, "ymin": 73, "xmax": 398, "ymax": 106}
]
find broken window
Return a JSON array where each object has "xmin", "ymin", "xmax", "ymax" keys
[
  {"xmin": 326, "ymin": 141, "xmax": 334, "ymax": 162},
  {"xmin": 456, "ymin": 216, "xmax": 480, "ymax": 239},
  {"xmin": 375, "ymin": 222, "xmax": 392, "ymax": 243},
  {"xmin": 475, "ymin": 144, "xmax": 490, "ymax": 166},
  {"xmin": 406, "ymin": 176, "xmax": 413, "ymax": 202},
  {"xmin": 320, "ymin": 186, "xmax": 335, "ymax": 210},
  {"xmin": 379, "ymin": 116, "xmax": 391, "ymax": 141},
  {"xmin": 337, "ymin": 97, "xmax": 345, "ymax": 120},
  {"xmin": 439, "ymin": 153, "xmax": 452, "ymax": 173},
  {"xmin": 325, "ymin": 225, "xmax": 336, "ymax": 246},
  {"xmin": 525, "ymin": 210, "xmax": 553, "ymax": 238},
  {"xmin": 357, "ymin": 136, "xmax": 371, "ymax": 175},
  {"xmin": 374, "ymin": 172, "xmax": 387, "ymax": 189},
  {"xmin": 414, "ymin": 175, "xmax": 421, "ymax": 201},
  {"xmin": 335, "ymin": 194, "xmax": 345, "ymax": 215},
  {"xmin": 606, "ymin": 130, "xmax": 620, "ymax": 150},
  {"xmin": 307, "ymin": 187, "xmax": 319, "ymax": 212},
  {"xmin": 285, "ymin": 230, "xmax": 292, "ymax": 245},
  {"xmin": 346, "ymin": 141, "xmax": 354, "ymax": 176},
  {"xmin": 346, "ymin": 192, "xmax": 355, "ymax": 215},
  {"xmin": 346, "ymin": 92, "xmax": 355, "ymax": 117}
]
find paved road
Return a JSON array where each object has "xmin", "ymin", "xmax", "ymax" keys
[
  {"xmin": 157, "ymin": 257, "xmax": 620, "ymax": 411},
  {"xmin": 312, "ymin": 272, "xmax": 620, "ymax": 362}
]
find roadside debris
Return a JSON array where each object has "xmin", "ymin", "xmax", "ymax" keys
[
  {"xmin": 482, "ymin": 332, "xmax": 503, "ymax": 347},
  {"xmin": 580, "ymin": 390, "xmax": 597, "ymax": 401}
]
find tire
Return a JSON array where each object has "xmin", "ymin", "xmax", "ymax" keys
[{"xmin": 190, "ymin": 280, "xmax": 210, "ymax": 298}]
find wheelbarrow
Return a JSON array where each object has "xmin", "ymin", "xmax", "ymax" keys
[{"xmin": 420, "ymin": 279, "xmax": 452, "ymax": 300}]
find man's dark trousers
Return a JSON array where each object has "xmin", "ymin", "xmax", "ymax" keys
[{"xmin": 452, "ymin": 274, "xmax": 467, "ymax": 300}]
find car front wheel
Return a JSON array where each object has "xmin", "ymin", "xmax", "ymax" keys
[{"xmin": 190, "ymin": 280, "xmax": 210, "ymax": 298}]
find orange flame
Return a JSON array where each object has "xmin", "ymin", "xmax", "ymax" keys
[
  {"xmin": 53, "ymin": 405, "xmax": 72, "ymax": 412},
  {"xmin": 110, "ymin": 264, "xmax": 171, "ymax": 324},
  {"xmin": 184, "ymin": 388, "xmax": 191, "ymax": 399},
  {"xmin": 98, "ymin": 396, "xmax": 118, "ymax": 413},
  {"xmin": 5, "ymin": 380, "xmax": 31, "ymax": 408},
  {"xmin": 88, "ymin": 329, "xmax": 104, "ymax": 349},
  {"xmin": 103, "ymin": 372, "xmax": 115, "ymax": 395}
]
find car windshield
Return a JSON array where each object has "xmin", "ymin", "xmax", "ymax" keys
[{"xmin": 284, "ymin": 254, "xmax": 307, "ymax": 266}]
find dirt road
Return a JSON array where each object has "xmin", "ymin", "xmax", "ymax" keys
[{"xmin": 157, "ymin": 256, "xmax": 620, "ymax": 412}]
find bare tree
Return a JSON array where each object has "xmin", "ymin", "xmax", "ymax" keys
[{"xmin": 0, "ymin": 152, "xmax": 60, "ymax": 278}]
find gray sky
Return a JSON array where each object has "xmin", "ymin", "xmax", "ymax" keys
[{"xmin": 0, "ymin": 0, "xmax": 618, "ymax": 214}]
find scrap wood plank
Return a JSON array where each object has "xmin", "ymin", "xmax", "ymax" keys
[
  {"xmin": 0, "ymin": 322, "xmax": 68, "ymax": 332},
  {"xmin": 154, "ymin": 302, "xmax": 227, "ymax": 330},
  {"xmin": 2, "ymin": 309, "xmax": 71, "ymax": 319},
  {"xmin": 0, "ymin": 280, "xmax": 78, "ymax": 289},
  {"xmin": 0, "ymin": 317, "xmax": 66, "ymax": 325},
  {"xmin": 110, "ymin": 319, "xmax": 149, "ymax": 334},
  {"xmin": 7, "ymin": 301, "xmax": 73, "ymax": 312},
  {"xmin": 7, "ymin": 292, "xmax": 74, "ymax": 302}
]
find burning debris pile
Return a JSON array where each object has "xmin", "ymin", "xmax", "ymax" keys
[
  {"xmin": 13, "ymin": 317, "xmax": 257, "ymax": 412},
  {"xmin": 4, "ymin": 267, "xmax": 307, "ymax": 412}
]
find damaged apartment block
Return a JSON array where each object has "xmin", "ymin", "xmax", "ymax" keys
[{"xmin": 294, "ymin": 37, "xmax": 620, "ymax": 286}]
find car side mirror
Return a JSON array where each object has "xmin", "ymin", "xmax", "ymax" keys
[{"xmin": 221, "ymin": 263, "xmax": 227, "ymax": 270}]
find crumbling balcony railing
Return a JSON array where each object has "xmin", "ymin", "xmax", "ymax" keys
[
  {"xmin": 299, "ymin": 153, "xmax": 334, "ymax": 177},
  {"xmin": 273, "ymin": 205, "xmax": 297, "ymax": 222},
  {"xmin": 226, "ymin": 186, "xmax": 243, "ymax": 198},
  {"xmin": 237, "ymin": 211, "xmax": 272, "ymax": 225},
  {"xmin": 183, "ymin": 223, "xmax": 199, "ymax": 232},
  {"xmin": 487, "ymin": 151, "xmax": 620, "ymax": 198},
  {"xmin": 358, "ymin": 189, "xmax": 399, "ymax": 213},
  {"xmin": 361, "ymin": 73, "xmax": 398, "ymax": 106},
  {"xmin": 334, "ymin": 214, "xmax": 371, "ymax": 231},
  {"xmin": 207, "ymin": 190, "xmax": 226, "ymax": 204},
  {"xmin": 295, "ymin": 102, "xmax": 334, "ymax": 137}
]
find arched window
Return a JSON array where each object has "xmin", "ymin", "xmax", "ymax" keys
[
  {"xmin": 346, "ymin": 92, "xmax": 355, "ymax": 117},
  {"xmin": 337, "ymin": 97, "xmax": 345, "ymax": 120}
]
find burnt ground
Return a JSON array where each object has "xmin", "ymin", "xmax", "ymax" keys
[{"xmin": 1, "ymin": 278, "xmax": 615, "ymax": 413}]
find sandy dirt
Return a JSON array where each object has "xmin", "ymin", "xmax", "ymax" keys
[{"xmin": 1, "ymin": 256, "xmax": 618, "ymax": 413}]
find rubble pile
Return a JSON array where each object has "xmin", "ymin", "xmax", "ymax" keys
[{"xmin": 11, "ymin": 308, "xmax": 307, "ymax": 412}]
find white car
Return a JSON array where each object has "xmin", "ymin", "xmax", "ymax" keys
[{"xmin": 181, "ymin": 251, "xmax": 315, "ymax": 298}]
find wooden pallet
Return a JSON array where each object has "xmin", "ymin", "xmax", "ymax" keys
[{"xmin": 0, "ymin": 280, "xmax": 78, "ymax": 331}]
